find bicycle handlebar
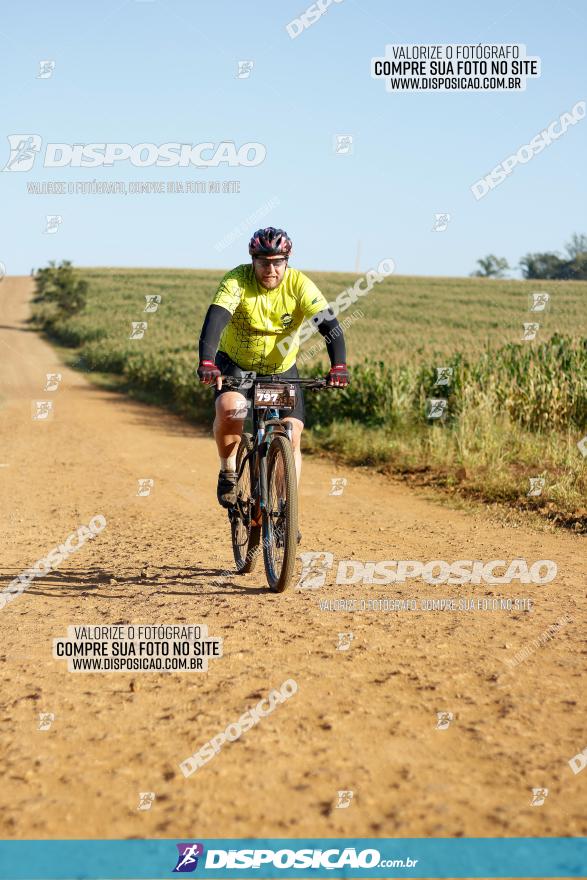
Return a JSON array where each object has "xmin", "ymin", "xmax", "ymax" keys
[{"xmin": 218, "ymin": 374, "xmax": 329, "ymax": 391}]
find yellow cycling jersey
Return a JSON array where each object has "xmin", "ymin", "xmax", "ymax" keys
[{"xmin": 212, "ymin": 263, "xmax": 330, "ymax": 372}]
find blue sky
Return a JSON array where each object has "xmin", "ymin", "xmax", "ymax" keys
[{"xmin": 0, "ymin": 0, "xmax": 585, "ymax": 276}]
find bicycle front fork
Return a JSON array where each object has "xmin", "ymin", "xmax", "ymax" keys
[{"xmin": 258, "ymin": 448, "xmax": 268, "ymax": 513}]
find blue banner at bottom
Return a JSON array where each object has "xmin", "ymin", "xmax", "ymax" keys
[{"xmin": 0, "ymin": 838, "xmax": 586, "ymax": 879}]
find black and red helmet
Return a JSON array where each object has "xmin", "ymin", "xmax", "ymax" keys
[{"xmin": 248, "ymin": 227, "xmax": 292, "ymax": 257}]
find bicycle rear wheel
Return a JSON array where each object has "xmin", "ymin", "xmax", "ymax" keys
[
  {"xmin": 263, "ymin": 433, "xmax": 298, "ymax": 592},
  {"xmin": 231, "ymin": 433, "xmax": 261, "ymax": 573}
]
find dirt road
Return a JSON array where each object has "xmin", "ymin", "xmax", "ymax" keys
[{"xmin": 0, "ymin": 276, "xmax": 585, "ymax": 844}]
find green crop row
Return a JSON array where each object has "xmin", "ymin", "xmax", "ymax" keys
[{"xmin": 31, "ymin": 266, "xmax": 587, "ymax": 527}]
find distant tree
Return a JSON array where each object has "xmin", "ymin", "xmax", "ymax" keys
[
  {"xmin": 518, "ymin": 252, "xmax": 566, "ymax": 280},
  {"xmin": 33, "ymin": 260, "xmax": 88, "ymax": 316},
  {"xmin": 470, "ymin": 254, "xmax": 510, "ymax": 278},
  {"xmin": 566, "ymin": 251, "xmax": 587, "ymax": 280},
  {"xmin": 519, "ymin": 234, "xmax": 587, "ymax": 280},
  {"xmin": 565, "ymin": 233, "xmax": 587, "ymax": 260}
]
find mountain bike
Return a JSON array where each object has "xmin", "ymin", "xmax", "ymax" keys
[{"xmin": 217, "ymin": 372, "xmax": 330, "ymax": 592}]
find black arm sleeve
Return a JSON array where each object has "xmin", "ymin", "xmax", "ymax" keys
[
  {"xmin": 314, "ymin": 310, "xmax": 347, "ymax": 365},
  {"xmin": 199, "ymin": 304, "xmax": 232, "ymax": 361}
]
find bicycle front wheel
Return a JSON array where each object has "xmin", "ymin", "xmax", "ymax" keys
[{"xmin": 262, "ymin": 433, "xmax": 298, "ymax": 593}]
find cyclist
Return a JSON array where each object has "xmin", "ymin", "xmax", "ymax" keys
[{"xmin": 197, "ymin": 227, "xmax": 349, "ymax": 523}]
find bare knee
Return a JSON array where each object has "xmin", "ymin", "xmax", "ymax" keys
[
  {"xmin": 284, "ymin": 418, "xmax": 304, "ymax": 450},
  {"xmin": 214, "ymin": 394, "xmax": 248, "ymax": 432}
]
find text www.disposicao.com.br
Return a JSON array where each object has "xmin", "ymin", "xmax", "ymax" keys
[{"xmin": 70, "ymin": 657, "xmax": 200, "ymax": 671}]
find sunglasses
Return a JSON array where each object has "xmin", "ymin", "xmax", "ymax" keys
[{"xmin": 253, "ymin": 257, "xmax": 289, "ymax": 269}]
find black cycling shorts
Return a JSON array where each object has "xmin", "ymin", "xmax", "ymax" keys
[{"xmin": 213, "ymin": 350, "xmax": 305, "ymax": 424}]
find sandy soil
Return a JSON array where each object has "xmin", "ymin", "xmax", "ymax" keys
[{"xmin": 0, "ymin": 277, "xmax": 585, "ymax": 854}]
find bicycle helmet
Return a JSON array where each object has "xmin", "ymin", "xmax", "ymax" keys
[{"xmin": 248, "ymin": 227, "xmax": 292, "ymax": 257}]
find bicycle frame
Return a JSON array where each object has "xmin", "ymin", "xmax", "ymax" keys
[
  {"xmin": 229, "ymin": 405, "xmax": 289, "ymax": 526},
  {"xmin": 226, "ymin": 373, "xmax": 325, "ymax": 520}
]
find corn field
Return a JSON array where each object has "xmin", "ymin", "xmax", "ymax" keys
[{"xmin": 31, "ymin": 266, "xmax": 587, "ymax": 526}]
